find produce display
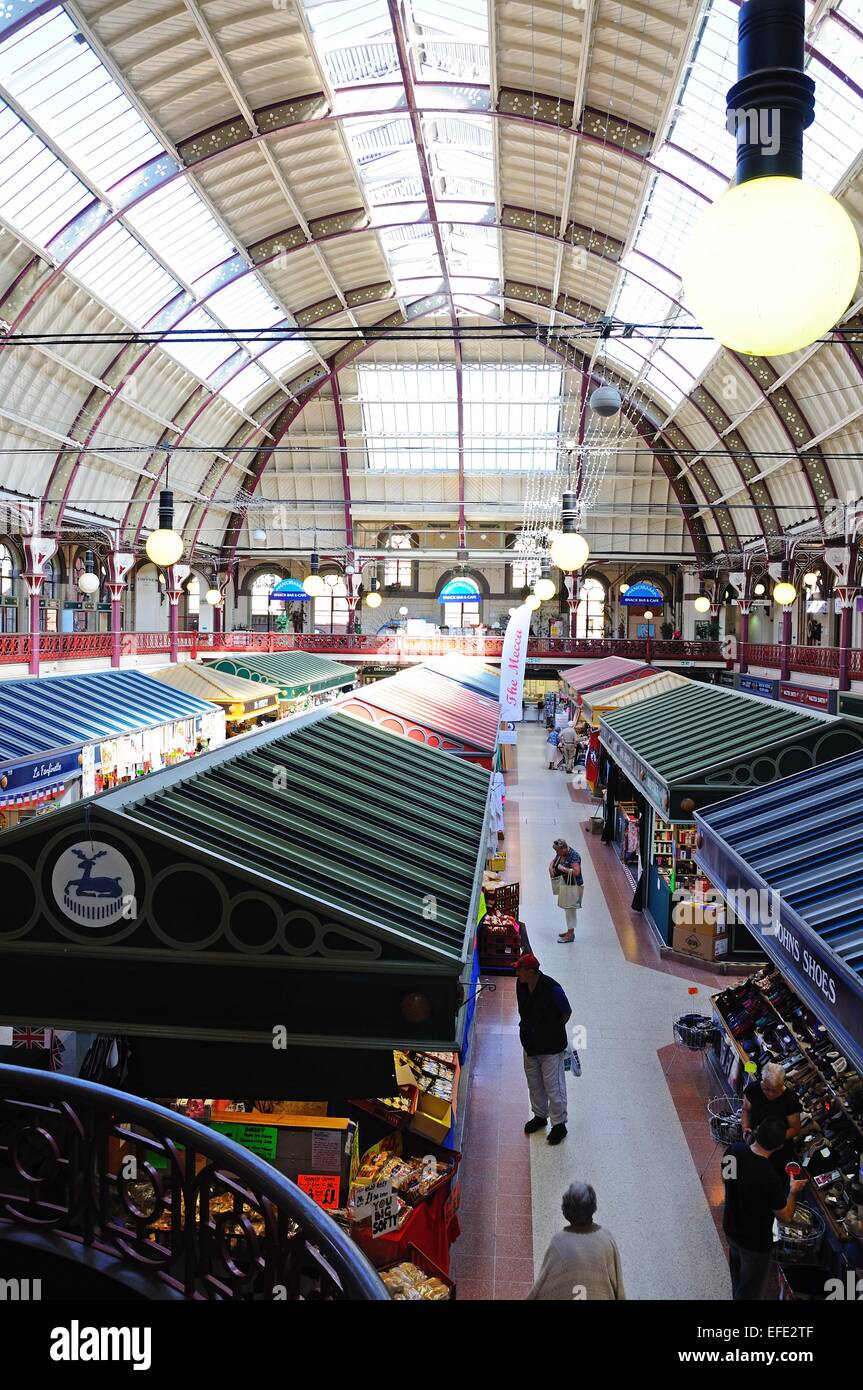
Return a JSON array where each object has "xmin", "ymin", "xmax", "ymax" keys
[{"xmin": 380, "ymin": 1262, "xmax": 451, "ymax": 1300}]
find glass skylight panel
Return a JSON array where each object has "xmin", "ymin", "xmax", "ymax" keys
[
  {"xmin": 257, "ymin": 338, "xmax": 314, "ymax": 378},
  {"xmin": 804, "ymin": 29, "xmax": 863, "ymax": 190},
  {"xmin": 622, "ymin": 251, "xmax": 682, "ymax": 304},
  {"xmin": 126, "ymin": 181, "xmax": 235, "ymax": 286},
  {"xmin": 603, "ymin": 338, "xmax": 646, "ymax": 380},
  {"xmin": 0, "ymin": 102, "xmax": 91, "ymax": 244},
  {"xmin": 613, "ymin": 273, "xmax": 675, "ymax": 332},
  {"xmin": 358, "ymin": 365, "xmax": 458, "ymax": 470},
  {"xmin": 462, "ymin": 365, "xmax": 561, "ymax": 472},
  {"xmin": 162, "ymin": 308, "xmax": 237, "ymax": 381},
  {"xmin": 666, "ymin": 0, "xmax": 737, "ymax": 179},
  {"xmin": 71, "ymin": 223, "xmax": 180, "ymax": 326},
  {"xmin": 645, "ymin": 365, "xmax": 681, "ymax": 409},
  {"xmin": 0, "ymin": 9, "xmax": 161, "ymax": 194},
  {"xmin": 206, "ymin": 276, "xmax": 284, "ymax": 333},
  {"xmin": 303, "ymin": 0, "xmax": 396, "ymax": 84},
  {"xmin": 220, "ymin": 362, "xmax": 271, "ymax": 409}
]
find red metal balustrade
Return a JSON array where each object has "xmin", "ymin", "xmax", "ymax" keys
[
  {"xmin": 0, "ymin": 634, "xmax": 30, "ymax": 665},
  {"xmin": 739, "ymin": 643, "xmax": 844, "ymax": 679}
]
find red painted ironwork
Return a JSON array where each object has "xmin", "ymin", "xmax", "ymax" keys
[
  {"xmin": 38, "ymin": 632, "xmax": 114, "ymax": 661},
  {"xmin": 739, "ymin": 643, "xmax": 844, "ymax": 679},
  {"xmin": 0, "ymin": 634, "xmax": 30, "ymax": 665}
]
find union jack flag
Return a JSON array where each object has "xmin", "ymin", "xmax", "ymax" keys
[{"xmin": 12, "ymin": 1027, "xmax": 47, "ymax": 1049}]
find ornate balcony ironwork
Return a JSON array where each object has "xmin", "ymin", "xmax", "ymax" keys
[{"xmin": 0, "ymin": 1064, "xmax": 388, "ymax": 1302}]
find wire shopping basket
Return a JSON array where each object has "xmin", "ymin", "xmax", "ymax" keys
[
  {"xmin": 673, "ymin": 1013, "xmax": 716, "ymax": 1052},
  {"xmin": 707, "ymin": 1095, "xmax": 744, "ymax": 1144},
  {"xmin": 773, "ymin": 1202, "xmax": 825, "ymax": 1265}
]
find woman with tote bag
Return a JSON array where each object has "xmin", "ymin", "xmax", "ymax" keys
[{"xmin": 548, "ymin": 837, "xmax": 584, "ymax": 943}]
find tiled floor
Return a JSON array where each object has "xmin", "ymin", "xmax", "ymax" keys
[{"xmin": 451, "ymin": 725, "xmax": 744, "ymax": 1301}]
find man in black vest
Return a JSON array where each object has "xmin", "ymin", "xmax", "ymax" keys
[{"xmin": 515, "ymin": 953, "xmax": 572, "ymax": 1145}]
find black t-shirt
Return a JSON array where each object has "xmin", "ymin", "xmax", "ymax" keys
[
  {"xmin": 743, "ymin": 1081, "xmax": 800, "ymax": 1132},
  {"xmin": 722, "ymin": 1142, "xmax": 787, "ymax": 1252}
]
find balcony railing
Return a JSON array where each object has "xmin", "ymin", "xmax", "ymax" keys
[
  {"xmin": 0, "ymin": 1064, "xmax": 387, "ymax": 1301},
  {"xmin": 740, "ymin": 643, "xmax": 852, "ymax": 679},
  {"xmin": 0, "ymin": 631, "xmax": 727, "ymax": 665}
]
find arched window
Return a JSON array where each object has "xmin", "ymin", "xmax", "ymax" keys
[
  {"xmin": 251, "ymin": 572, "xmax": 282, "ymax": 630},
  {"xmin": 575, "ymin": 577, "xmax": 606, "ymax": 639},
  {"xmin": 186, "ymin": 576, "xmax": 200, "ymax": 616},
  {"xmin": 438, "ymin": 576, "xmax": 481, "ymax": 630},
  {"xmin": 381, "ymin": 528, "xmax": 416, "ymax": 587},
  {"xmin": 1, "ymin": 541, "xmax": 17, "ymax": 597},
  {"xmin": 506, "ymin": 532, "xmax": 539, "ymax": 592},
  {"xmin": 313, "ymin": 572, "xmax": 349, "ymax": 633},
  {"xmin": 41, "ymin": 558, "xmax": 57, "ymax": 600}
]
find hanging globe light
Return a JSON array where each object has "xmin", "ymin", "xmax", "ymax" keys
[
  {"xmin": 754, "ymin": 582, "xmax": 766, "ymax": 596},
  {"xmin": 683, "ymin": 0, "xmax": 860, "ymax": 356},
  {"xmin": 550, "ymin": 493, "xmax": 589, "ymax": 571},
  {"xmin": 77, "ymin": 549, "xmax": 100, "ymax": 594},
  {"xmin": 619, "ymin": 583, "xmax": 629, "ymax": 595},
  {"xmin": 205, "ymin": 585, "xmax": 222, "ymax": 606},
  {"xmin": 534, "ymin": 577, "xmax": 556, "ymax": 602},
  {"xmin": 773, "ymin": 581, "xmax": 797, "ymax": 606},
  {"xmin": 365, "ymin": 590, "xmax": 382, "ymax": 608},
  {"xmin": 589, "ymin": 384, "xmax": 622, "ymax": 418},
  {"xmin": 643, "ymin": 610, "xmax": 654, "ymax": 621},
  {"xmin": 252, "ymin": 528, "xmax": 267, "ymax": 543},
  {"xmin": 525, "ymin": 594, "xmax": 541, "ymax": 611},
  {"xmin": 398, "ymin": 605, "xmax": 408, "ymax": 616},
  {"xmin": 303, "ymin": 575, "xmax": 326, "ymax": 597},
  {"xmin": 145, "ymin": 489, "xmax": 183, "ymax": 567},
  {"xmin": 802, "ymin": 571, "xmax": 819, "ymax": 588},
  {"xmin": 693, "ymin": 595, "xmax": 711, "ymax": 613}
]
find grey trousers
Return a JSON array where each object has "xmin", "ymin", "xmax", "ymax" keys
[{"xmin": 523, "ymin": 1050, "xmax": 567, "ymax": 1126}]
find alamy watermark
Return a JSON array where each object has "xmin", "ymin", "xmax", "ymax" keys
[
  {"xmin": 726, "ymin": 106, "xmax": 781, "ymax": 158},
  {"xmin": 672, "ymin": 885, "xmax": 781, "ymax": 936}
]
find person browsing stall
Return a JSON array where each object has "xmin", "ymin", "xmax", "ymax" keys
[
  {"xmin": 516, "ymin": 953, "xmax": 571, "ymax": 1146},
  {"xmin": 741, "ymin": 1063, "xmax": 802, "ymax": 1175},
  {"xmin": 722, "ymin": 1115, "xmax": 807, "ymax": 1300},
  {"xmin": 549, "ymin": 837, "xmax": 583, "ymax": 944}
]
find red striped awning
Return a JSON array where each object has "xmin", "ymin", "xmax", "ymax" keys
[
  {"xmin": 559, "ymin": 657, "xmax": 654, "ymax": 698},
  {"xmin": 337, "ymin": 666, "xmax": 500, "ymax": 754}
]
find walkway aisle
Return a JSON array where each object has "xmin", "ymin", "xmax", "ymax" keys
[{"xmin": 453, "ymin": 725, "xmax": 732, "ymax": 1301}]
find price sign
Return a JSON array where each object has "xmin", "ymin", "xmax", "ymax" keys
[
  {"xmin": 352, "ymin": 1177, "xmax": 392, "ymax": 1219},
  {"xmin": 297, "ymin": 1173, "xmax": 340, "ymax": 1210},
  {"xmin": 371, "ymin": 1193, "xmax": 401, "ymax": 1238}
]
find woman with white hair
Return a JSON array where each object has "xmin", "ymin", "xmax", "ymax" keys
[
  {"xmin": 527, "ymin": 1182, "xmax": 625, "ymax": 1301},
  {"xmin": 742, "ymin": 1062, "xmax": 802, "ymax": 1176}
]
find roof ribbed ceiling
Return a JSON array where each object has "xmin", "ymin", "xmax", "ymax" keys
[{"xmin": 0, "ymin": 0, "xmax": 861, "ymax": 565}]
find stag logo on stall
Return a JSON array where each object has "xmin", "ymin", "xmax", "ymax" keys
[{"xmin": 52, "ymin": 841, "xmax": 134, "ymax": 927}]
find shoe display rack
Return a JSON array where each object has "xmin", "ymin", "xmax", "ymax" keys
[{"xmin": 712, "ymin": 968, "xmax": 863, "ymax": 1252}]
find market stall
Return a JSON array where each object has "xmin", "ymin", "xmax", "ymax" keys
[
  {"xmin": 0, "ymin": 706, "xmax": 490, "ymax": 1061},
  {"xmin": 0, "ymin": 667, "xmax": 223, "ymax": 830},
  {"xmin": 208, "ymin": 651, "xmax": 356, "ymax": 713},
  {"xmin": 336, "ymin": 665, "xmax": 500, "ymax": 767},
  {"xmin": 150, "ymin": 661, "xmax": 280, "ymax": 735},
  {"xmin": 419, "ymin": 655, "xmax": 502, "ymax": 701},
  {"xmin": 599, "ymin": 683, "xmax": 863, "ymax": 956},
  {"xmin": 580, "ymin": 669, "xmax": 691, "ymax": 729},
  {"xmin": 559, "ymin": 655, "xmax": 655, "ymax": 708}
]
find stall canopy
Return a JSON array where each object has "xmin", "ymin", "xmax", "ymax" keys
[
  {"xmin": 696, "ymin": 751, "xmax": 863, "ymax": 1075},
  {"xmin": 581, "ymin": 670, "xmax": 691, "ymax": 728},
  {"xmin": 150, "ymin": 662, "xmax": 280, "ymax": 721},
  {"xmin": 560, "ymin": 655, "xmax": 655, "ymax": 698},
  {"xmin": 0, "ymin": 668, "xmax": 217, "ymax": 764},
  {"xmin": 208, "ymin": 651, "xmax": 356, "ymax": 700},
  {"xmin": 600, "ymin": 682, "xmax": 863, "ymax": 821},
  {"xmin": 337, "ymin": 665, "xmax": 500, "ymax": 762},
  {"xmin": 0, "ymin": 707, "xmax": 490, "ymax": 1057},
  {"xmin": 421, "ymin": 655, "xmax": 502, "ymax": 701}
]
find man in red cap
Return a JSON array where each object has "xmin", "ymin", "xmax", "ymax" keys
[{"xmin": 515, "ymin": 954, "xmax": 572, "ymax": 1145}]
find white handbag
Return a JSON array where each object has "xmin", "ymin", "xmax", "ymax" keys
[{"xmin": 557, "ymin": 881, "xmax": 584, "ymax": 909}]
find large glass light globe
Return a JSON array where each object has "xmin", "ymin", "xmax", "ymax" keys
[
  {"xmin": 77, "ymin": 571, "xmax": 100, "ymax": 595},
  {"xmin": 693, "ymin": 595, "xmax": 711, "ymax": 613},
  {"xmin": 684, "ymin": 177, "xmax": 860, "ymax": 356},
  {"xmin": 205, "ymin": 587, "xmax": 222, "ymax": 605},
  {"xmin": 773, "ymin": 581, "xmax": 797, "ymax": 606},
  {"xmin": 534, "ymin": 577, "xmax": 556, "ymax": 601},
  {"xmin": 303, "ymin": 574, "xmax": 326, "ymax": 597},
  {"xmin": 525, "ymin": 594, "xmax": 541, "ymax": 611},
  {"xmin": 145, "ymin": 528, "xmax": 183, "ymax": 566},
  {"xmin": 802, "ymin": 571, "xmax": 819, "ymax": 587},
  {"xmin": 550, "ymin": 531, "xmax": 589, "ymax": 572},
  {"xmin": 365, "ymin": 590, "xmax": 382, "ymax": 608}
]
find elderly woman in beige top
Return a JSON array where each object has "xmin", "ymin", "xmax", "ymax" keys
[{"xmin": 527, "ymin": 1182, "xmax": 626, "ymax": 1301}]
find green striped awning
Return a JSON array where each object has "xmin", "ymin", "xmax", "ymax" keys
[{"xmin": 208, "ymin": 651, "xmax": 356, "ymax": 700}]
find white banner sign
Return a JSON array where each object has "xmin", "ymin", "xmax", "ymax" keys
[{"xmin": 499, "ymin": 603, "xmax": 531, "ymax": 723}]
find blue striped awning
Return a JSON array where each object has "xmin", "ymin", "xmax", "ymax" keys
[
  {"xmin": 696, "ymin": 751, "xmax": 863, "ymax": 1073},
  {"xmin": 0, "ymin": 668, "xmax": 218, "ymax": 763}
]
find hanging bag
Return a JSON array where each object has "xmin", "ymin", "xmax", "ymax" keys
[{"xmin": 557, "ymin": 880, "xmax": 584, "ymax": 909}]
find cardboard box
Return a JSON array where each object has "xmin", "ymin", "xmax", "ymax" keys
[
  {"xmin": 672, "ymin": 899, "xmax": 724, "ymax": 931},
  {"xmin": 409, "ymin": 1107, "xmax": 452, "ymax": 1144},
  {"xmin": 672, "ymin": 925, "xmax": 729, "ymax": 962},
  {"xmin": 487, "ymin": 852, "xmax": 506, "ymax": 871},
  {"xmin": 208, "ymin": 1112, "xmax": 355, "ymax": 1211}
]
